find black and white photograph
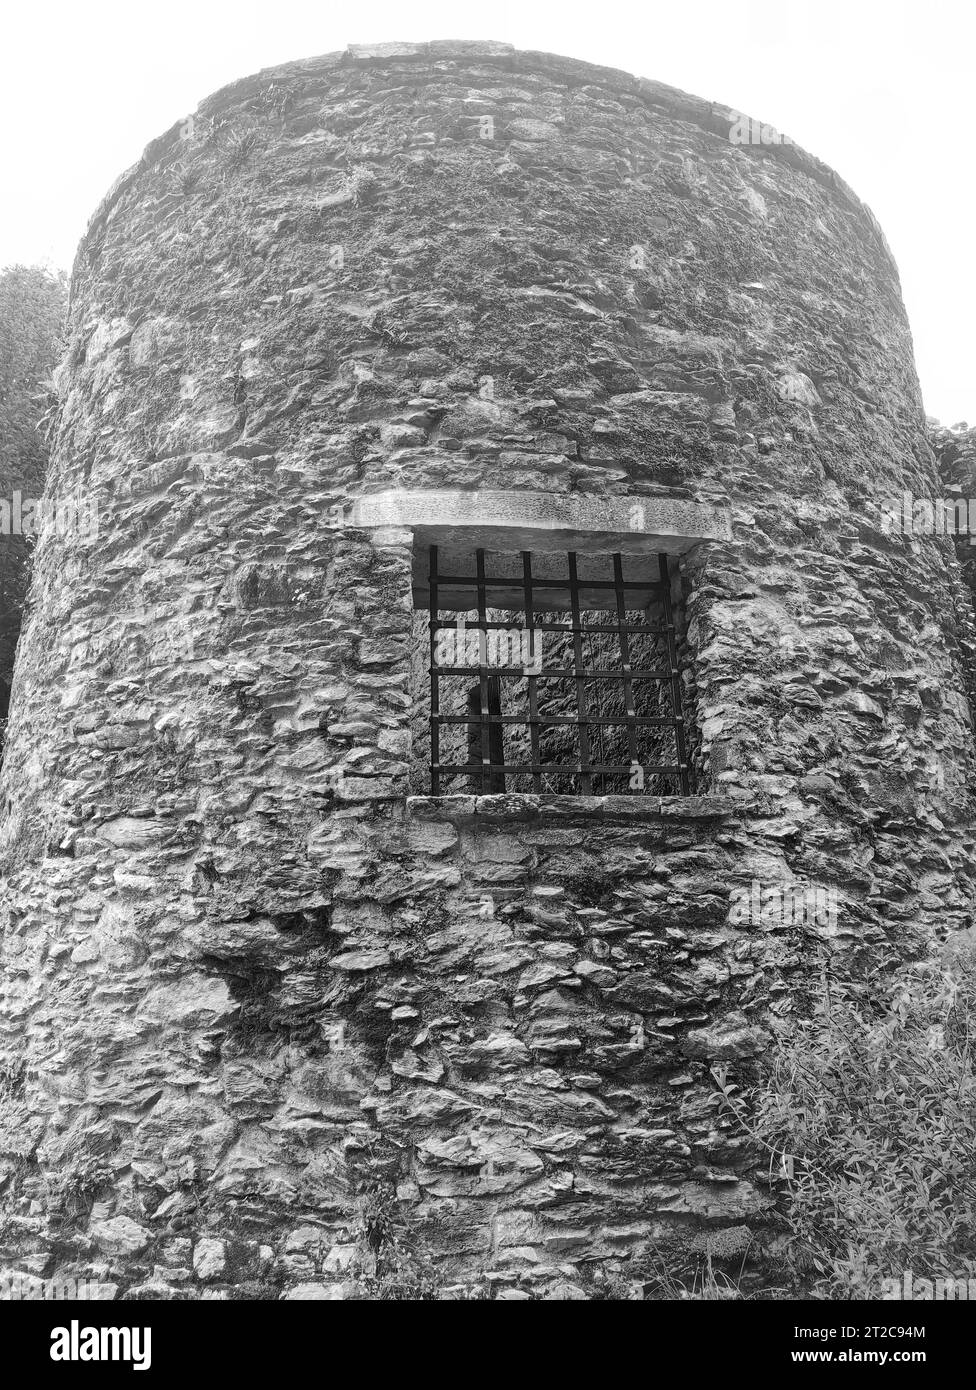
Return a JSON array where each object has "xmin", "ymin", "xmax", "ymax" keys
[{"xmin": 0, "ymin": 0, "xmax": 973, "ymax": 1366}]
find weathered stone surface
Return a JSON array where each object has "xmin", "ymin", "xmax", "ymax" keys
[
  {"xmin": 280, "ymin": 1281, "xmax": 355, "ymax": 1300},
  {"xmin": 90, "ymin": 1217, "xmax": 153, "ymax": 1258},
  {"xmin": 681, "ymin": 1014, "xmax": 772, "ymax": 1061},
  {"xmin": 192, "ymin": 1237, "xmax": 226, "ymax": 1281}
]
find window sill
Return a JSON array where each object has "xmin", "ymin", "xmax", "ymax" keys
[{"xmin": 404, "ymin": 792, "xmax": 748, "ymax": 825}]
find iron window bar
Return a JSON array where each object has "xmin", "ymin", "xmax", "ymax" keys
[
  {"xmin": 432, "ymin": 574, "xmax": 668, "ymax": 592},
  {"xmin": 568, "ymin": 551, "xmax": 594, "ymax": 794},
  {"xmin": 435, "ymin": 714, "xmax": 680, "ymax": 726},
  {"xmin": 427, "ymin": 545, "xmax": 691, "ymax": 796},
  {"xmin": 521, "ymin": 550, "xmax": 543, "ymax": 793},
  {"xmin": 431, "ymin": 619, "xmax": 670, "ymax": 634},
  {"xmin": 433, "ymin": 763, "xmax": 685, "ymax": 776}
]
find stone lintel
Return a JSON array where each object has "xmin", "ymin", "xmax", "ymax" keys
[{"xmin": 348, "ymin": 489, "xmax": 732, "ymax": 554}]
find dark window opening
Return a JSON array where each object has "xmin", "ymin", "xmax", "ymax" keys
[{"xmin": 418, "ymin": 546, "xmax": 691, "ymax": 796}]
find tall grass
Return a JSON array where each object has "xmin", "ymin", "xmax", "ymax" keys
[{"xmin": 738, "ymin": 939, "xmax": 976, "ymax": 1298}]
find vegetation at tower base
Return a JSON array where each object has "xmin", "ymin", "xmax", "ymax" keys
[
  {"xmin": 733, "ymin": 934, "xmax": 976, "ymax": 1300},
  {"xmin": 0, "ymin": 41, "xmax": 975, "ymax": 1301},
  {"xmin": 0, "ymin": 265, "xmax": 67, "ymax": 755}
]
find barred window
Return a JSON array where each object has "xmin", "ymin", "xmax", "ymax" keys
[{"xmin": 414, "ymin": 545, "xmax": 691, "ymax": 796}]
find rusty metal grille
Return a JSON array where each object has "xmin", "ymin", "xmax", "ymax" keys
[{"xmin": 426, "ymin": 546, "xmax": 690, "ymax": 796}]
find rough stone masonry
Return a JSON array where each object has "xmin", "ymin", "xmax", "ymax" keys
[{"xmin": 0, "ymin": 41, "xmax": 974, "ymax": 1300}]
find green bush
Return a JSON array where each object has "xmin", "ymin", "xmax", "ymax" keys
[
  {"xmin": 0, "ymin": 264, "xmax": 67, "ymax": 757},
  {"xmin": 743, "ymin": 941, "xmax": 976, "ymax": 1298}
]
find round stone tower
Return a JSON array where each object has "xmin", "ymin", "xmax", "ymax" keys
[{"xmin": 1, "ymin": 41, "xmax": 973, "ymax": 1300}]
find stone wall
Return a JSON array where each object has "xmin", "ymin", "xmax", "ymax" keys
[
  {"xmin": 0, "ymin": 42, "xmax": 974, "ymax": 1299},
  {"xmin": 932, "ymin": 423, "xmax": 976, "ymax": 719}
]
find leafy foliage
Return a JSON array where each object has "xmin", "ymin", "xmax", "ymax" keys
[
  {"xmin": 0, "ymin": 264, "xmax": 67, "ymax": 750},
  {"xmin": 748, "ymin": 940, "xmax": 976, "ymax": 1297},
  {"xmin": 0, "ymin": 264, "xmax": 67, "ymax": 490},
  {"xmin": 357, "ymin": 1186, "xmax": 490, "ymax": 1300}
]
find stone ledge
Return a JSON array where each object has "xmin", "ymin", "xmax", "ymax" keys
[
  {"xmin": 406, "ymin": 793, "xmax": 747, "ymax": 825},
  {"xmin": 349, "ymin": 488, "xmax": 732, "ymax": 553}
]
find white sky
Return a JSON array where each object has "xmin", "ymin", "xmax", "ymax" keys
[{"xmin": 1, "ymin": 0, "xmax": 972, "ymax": 423}]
